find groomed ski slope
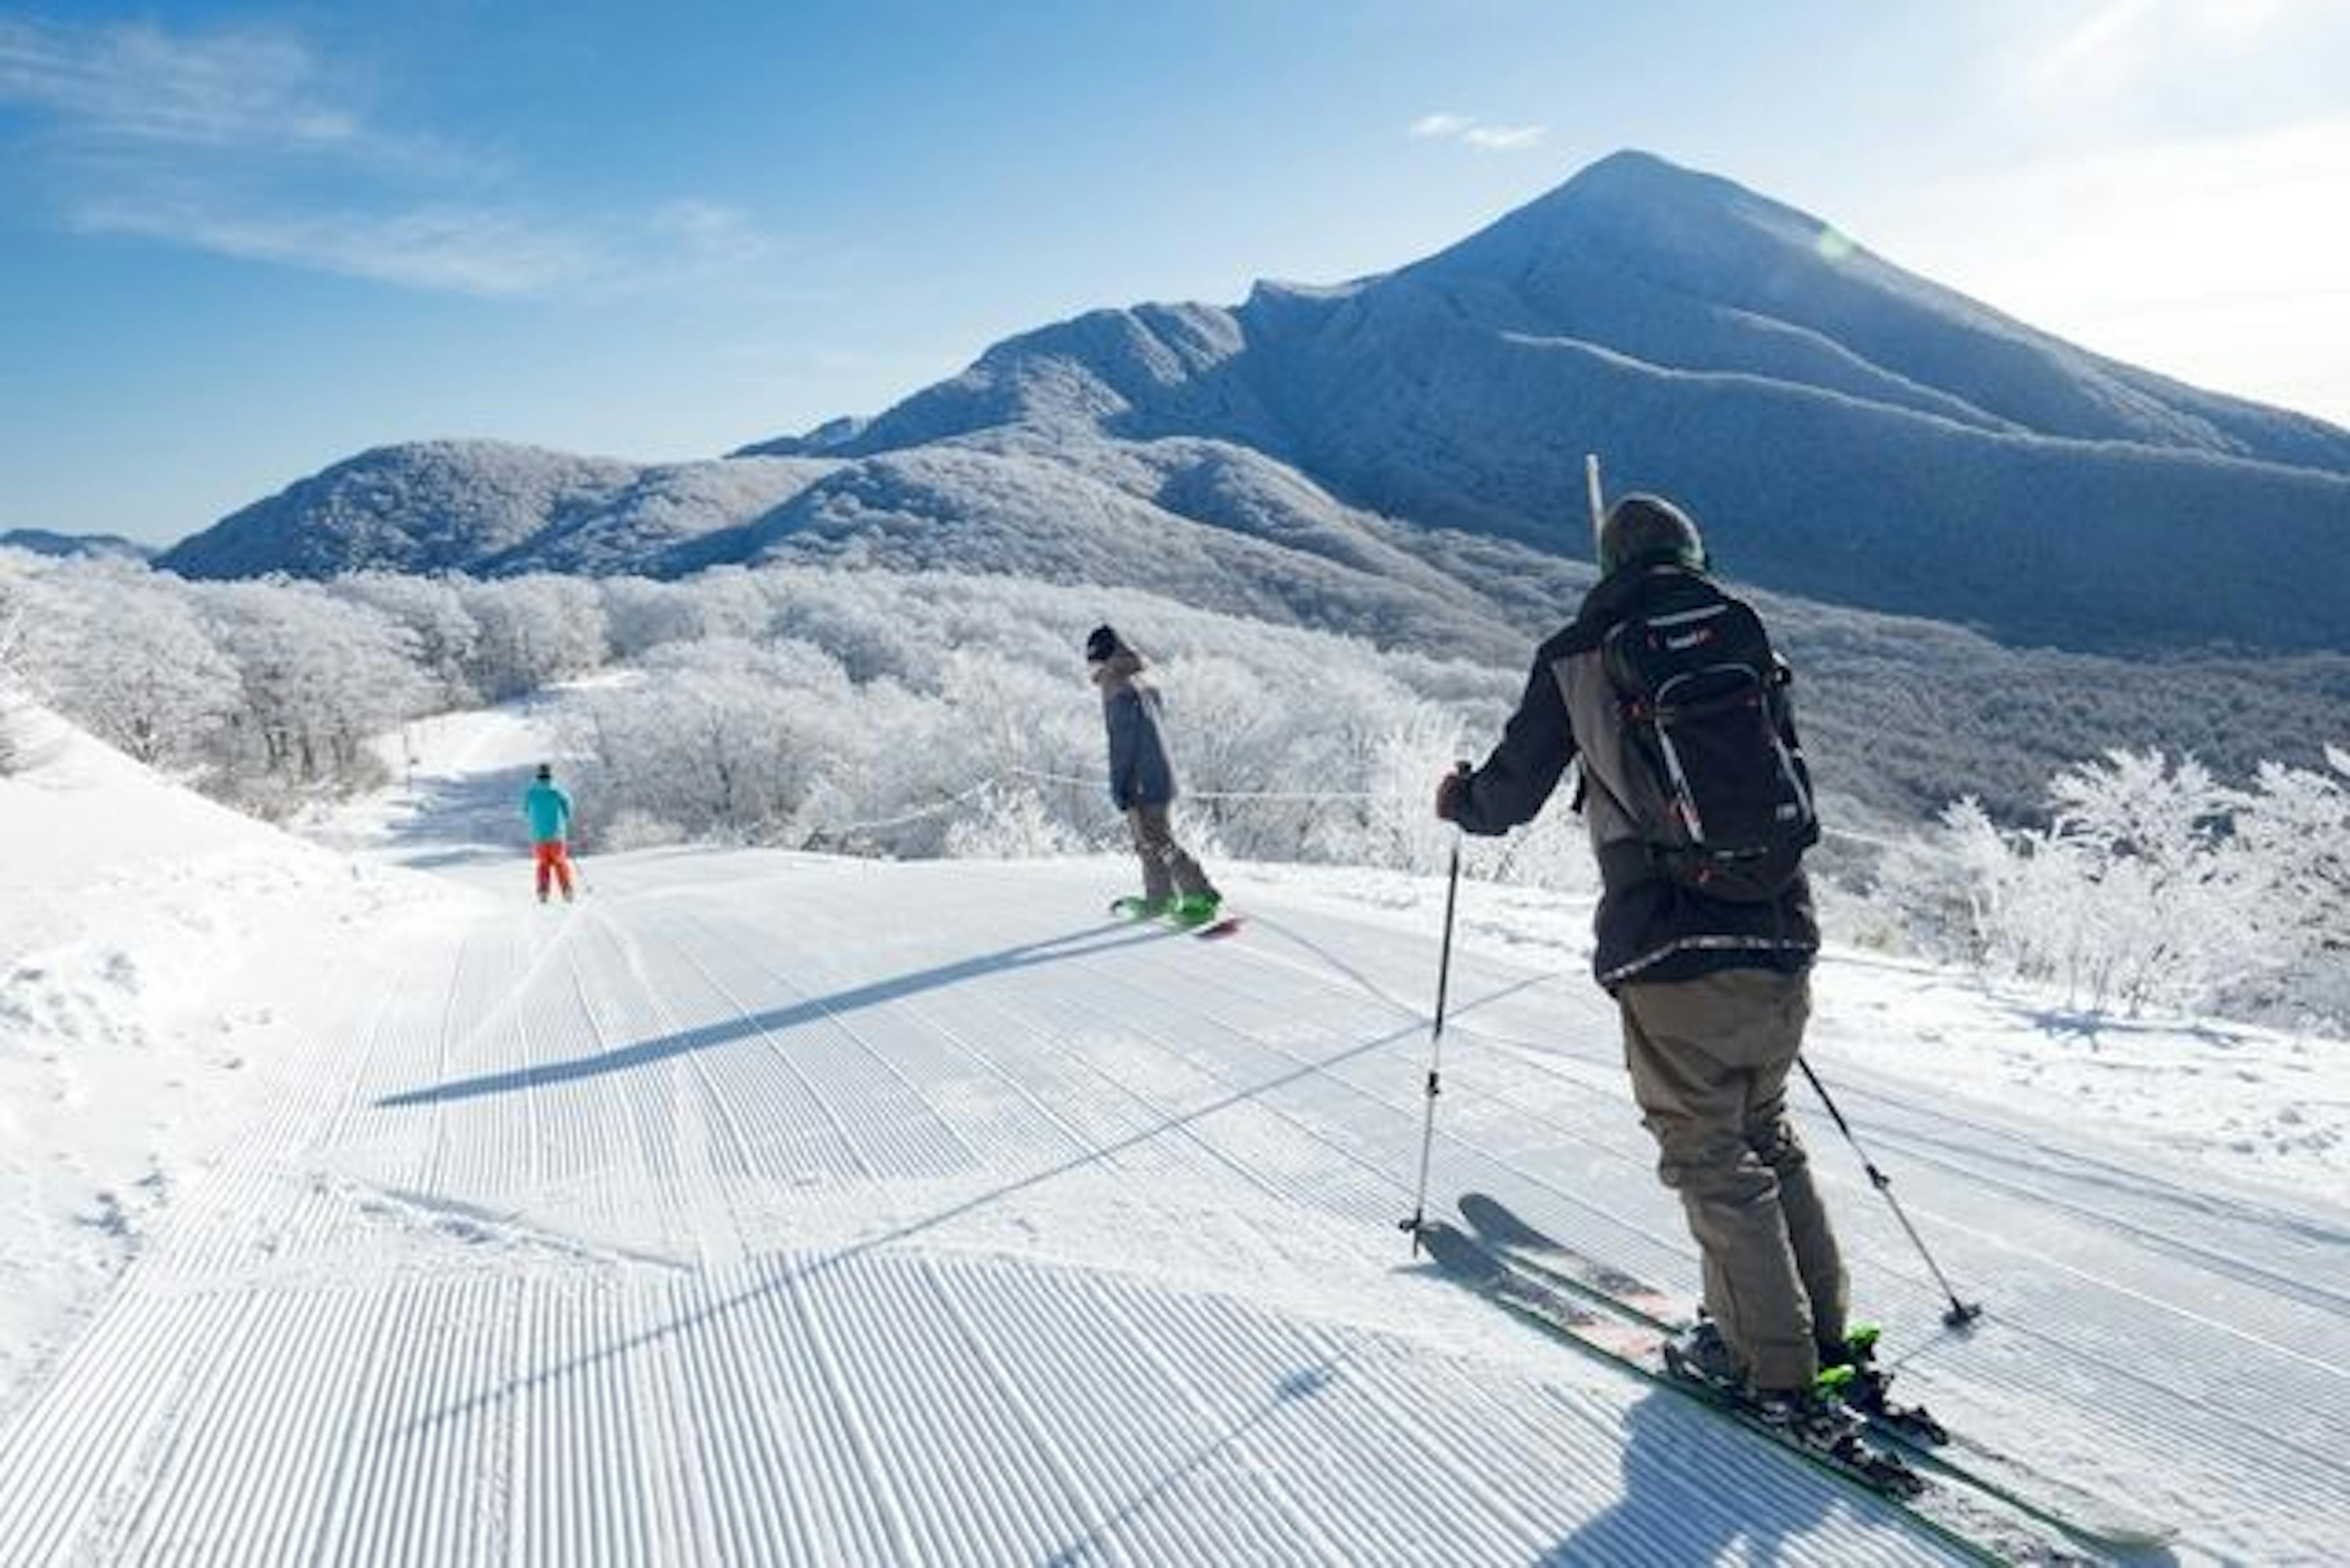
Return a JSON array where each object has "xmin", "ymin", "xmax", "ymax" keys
[{"xmin": 2, "ymin": 709, "xmax": 2347, "ymax": 1564}]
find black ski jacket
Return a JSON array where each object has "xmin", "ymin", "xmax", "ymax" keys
[{"xmin": 1449, "ymin": 564, "xmax": 1819, "ymax": 990}]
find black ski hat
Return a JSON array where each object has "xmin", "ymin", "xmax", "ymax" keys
[
  {"xmin": 535, "ymin": 763, "xmax": 553, "ymax": 780},
  {"xmin": 1598, "ymin": 493, "xmax": 1707, "ymax": 575},
  {"xmin": 1084, "ymin": 624, "xmax": 1121, "ymax": 663}
]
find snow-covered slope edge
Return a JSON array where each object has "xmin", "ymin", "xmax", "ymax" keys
[{"xmin": 0, "ymin": 703, "xmax": 468, "ymax": 1404}]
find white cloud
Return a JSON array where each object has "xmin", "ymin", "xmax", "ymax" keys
[
  {"xmin": 70, "ymin": 198, "xmax": 598, "ymax": 297},
  {"xmin": 0, "ymin": 16, "xmax": 440, "ymax": 166},
  {"xmin": 0, "ymin": 15, "xmax": 775, "ymax": 299},
  {"xmin": 650, "ymin": 200, "xmax": 778, "ymax": 269},
  {"xmin": 1461, "ymin": 124, "xmax": 1546, "ymax": 152},
  {"xmin": 1408, "ymin": 111, "xmax": 1547, "ymax": 153}
]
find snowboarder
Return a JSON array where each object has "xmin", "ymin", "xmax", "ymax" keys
[
  {"xmin": 524, "ymin": 762, "xmax": 576, "ymax": 904},
  {"xmin": 1086, "ymin": 624, "xmax": 1221, "ymax": 926},
  {"xmin": 1434, "ymin": 494, "xmax": 1849, "ymax": 1415}
]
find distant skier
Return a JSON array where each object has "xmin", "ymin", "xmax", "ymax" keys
[
  {"xmin": 1435, "ymin": 494, "xmax": 1852, "ymax": 1423},
  {"xmin": 523, "ymin": 762, "xmax": 576, "ymax": 904},
  {"xmin": 1086, "ymin": 624, "xmax": 1221, "ymax": 926}
]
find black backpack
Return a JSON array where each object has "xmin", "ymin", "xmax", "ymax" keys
[{"xmin": 1600, "ymin": 584, "xmax": 1819, "ymax": 902}]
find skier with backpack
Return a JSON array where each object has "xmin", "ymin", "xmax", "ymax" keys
[
  {"xmin": 1434, "ymin": 493, "xmax": 1852, "ymax": 1427},
  {"xmin": 1086, "ymin": 624, "xmax": 1222, "ymax": 927}
]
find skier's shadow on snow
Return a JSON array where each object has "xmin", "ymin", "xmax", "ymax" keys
[
  {"xmin": 1539, "ymin": 1392, "xmax": 1833, "ymax": 1565},
  {"xmin": 371, "ymin": 921, "xmax": 1176, "ymax": 1108}
]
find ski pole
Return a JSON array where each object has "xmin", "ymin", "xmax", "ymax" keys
[
  {"xmin": 1401, "ymin": 765, "xmax": 1471, "ymax": 1255},
  {"xmin": 1797, "ymin": 1055, "xmax": 1984, "ymax": 1328}
]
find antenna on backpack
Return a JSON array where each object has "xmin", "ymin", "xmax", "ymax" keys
[{"xmin": 1584, "ymin": 452, "xmax": 1606, "ymax": 563}]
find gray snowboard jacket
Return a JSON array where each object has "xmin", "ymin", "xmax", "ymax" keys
[{"xmin": 1093, "ymin": 649, "xmax": 1178, "ymax": 811}]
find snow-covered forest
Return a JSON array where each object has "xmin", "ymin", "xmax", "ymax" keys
[{"xmin": 5, "ymin": 547, "xmax": 2346, "ymax": 1031}]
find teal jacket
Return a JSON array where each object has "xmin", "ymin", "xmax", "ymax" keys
[{"xmin": 524, "ymin": 780, "xmax": 572, "ymax": 843}]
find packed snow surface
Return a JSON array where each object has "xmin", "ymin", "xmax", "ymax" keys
[{"xmin": 2, "ymin": 698, "xmax": 2346, "ymax": 1563}]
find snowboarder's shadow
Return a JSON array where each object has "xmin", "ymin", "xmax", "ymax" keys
[
  {"xmin": 1539, "ymin": 1390, "xmax": 1839, "ymax": 1565},
  {"xmin": 371, "ymin": 920, "xmax": 1172, "ymax": 1108}
]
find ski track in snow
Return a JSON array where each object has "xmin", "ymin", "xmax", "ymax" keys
[{"xmin": 2, "ymin": 761, "xmax": 2348, "ymax": 1559}]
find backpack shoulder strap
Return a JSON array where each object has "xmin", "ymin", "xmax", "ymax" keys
[{"xmin": 1562, "ymin": 566, "xmax": 1726, "ymax": 658}]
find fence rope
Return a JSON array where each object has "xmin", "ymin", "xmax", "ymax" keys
[
  {"xmin": 805, "ymin": 763, "xmax": 1962, "ymax": 861},
  {"xmin": 1003, "ymin": 764, "xmax": 1392, "ymax": 804}
]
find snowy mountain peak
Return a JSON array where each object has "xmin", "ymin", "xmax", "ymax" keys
[
  {"xmin": 157, "ymin": 440, "xmax": 837, "ymax": 582},
  {"xmin": 730, "ymin": 413, "xmax": 868, "ymax": 459},
  {"xmin": 158, "ymin": 440, "xmax": 645, "ymax": 581},
  {"xmin": 0, "ymin": 528, "xmax": 153, "ymax": 562},
  {"xmin": 156, "ymin": 150, "xmax": 2350, "ymax": 656},
  {"xmin": 1421, "ymin": 147, "xmax": 1781, "ymax": 267}
]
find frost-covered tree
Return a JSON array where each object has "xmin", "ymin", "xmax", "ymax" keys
[
  {"xmin": 332, "ymin": 572, "xmax": 482, "ymax": 707},
  {"xmin": 54, "ymin": 585, "xmax": 237, "ymax": 770},
  {"xmin": 194, "ymin": 580, "xmax": 434, "ymax": 805},
  {"xmin": 601, "ymin": 568, "xmax": 776, "ymax": 660},
  {"xmin": 944, "ymin": 781, "xmax": 1091, "ymax": 859},
  {"xmin": 2034, "ymin": 750, "xmax": 2268, "ymax": 1013},
  {"xmin": 2228, "ymin": 747, "xmax": 2350, "ymax": 1021},
  {"xmin": 0, "ymin": 557, "xmax": 29, "ymax": 774},
  {"xmin": 459, "ymin": 575, "xmax": 608, "ymax": 701},
  {"xmin": 1306, "ymin": 702, "xmax": 1464, "ymax": 877},
  {"xmin": 1875, "ymin": 749, "xmax": 2323, "ymax": 1021},
  {"xmin": 567, "ymin": 638, "xmax": 855, "ymax": 846},
  {"xmin": 1860, "ymin": 797, "xmax": 2010, "ymax": 966},
  {"xmin": 1153, "ymin": 651, "xmax": 1320, "ymax": 857},
  {"xmin": 2, "ymin": 557, "xmax": 239, "ymax": 773}
]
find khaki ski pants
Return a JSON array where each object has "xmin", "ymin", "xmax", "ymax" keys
[
  {"xmin": 1619, "ymin": 967, "xmax": 1848, "ymax": 1391},
  {"xmin": 1125, "ymin": 803, "xmax": 1215, "ymax": 904}
]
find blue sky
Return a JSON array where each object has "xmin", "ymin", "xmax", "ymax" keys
[{"xmin": 4, "ymin": 0, "xmax": 2345, "ymax": 546}]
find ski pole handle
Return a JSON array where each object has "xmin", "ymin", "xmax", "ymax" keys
[{"xmin": 1585, "ymin": 453, "xmax": 1605, "ymax": 558}]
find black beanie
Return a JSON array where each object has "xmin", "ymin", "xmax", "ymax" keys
[{"xmin": 1084, "ymin": 624, "xmax": 1120, "ymax": 663}]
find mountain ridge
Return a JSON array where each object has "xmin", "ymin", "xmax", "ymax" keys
[{"xmin": 154, "ymin": 149, "xmax": 2349, "ymax": 656}]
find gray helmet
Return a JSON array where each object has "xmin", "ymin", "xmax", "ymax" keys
[{"xmin": 1597, "ymin": 493, "xmax": 1707, "ymax": 576}]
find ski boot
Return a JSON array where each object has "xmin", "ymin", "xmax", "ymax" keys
[
  {"xmin": 1664, "ymin": 1322, "xmax": 1923, "ymax": 1497},
  {"xmin": 1110, "ymin": 895, "xmax": 1173, "ymax": 920},
  {"xmin": 1823, "ymin": 1324, "xmax": 1948, "ymax": 1443},
  {"xmin": 1169, "ymin": 892, "xmax": 1223, "ymax": 928}
]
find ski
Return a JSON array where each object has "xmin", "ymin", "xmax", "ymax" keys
[
  {"xmin": 1416, "ymin": 1222, "xmax": 2081, "ymax": 1565},
  {"xmin": 1457, "ymin": 1192, "xmax": 2176, "ymax": 1553}
]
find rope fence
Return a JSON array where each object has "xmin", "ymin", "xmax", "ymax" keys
[{"xmin": 800, "ymin": 761, "xmax": 1964, "ymax": 864}]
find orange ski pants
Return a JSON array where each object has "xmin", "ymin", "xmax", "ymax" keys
[{"xmin": 533, "ymin": 839, "xmax": 575, "ymax": 899}]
